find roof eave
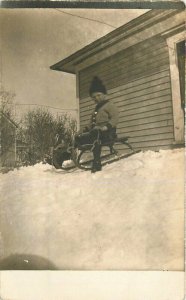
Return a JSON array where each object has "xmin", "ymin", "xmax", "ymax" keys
[
  {"xmin": 50, "ymin": 64, "xmax": 75, "ymax": 74},
  {"xmin": 50, "ymin": 9, "xmax": 181, "ymax": 73},
  {"xmin": 0, "ymin": 111, "xmax": 18, "ymax": 128}
]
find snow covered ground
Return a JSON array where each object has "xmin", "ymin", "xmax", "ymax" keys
[{"xmin": 0, "ymin": 148, "xmax": 184, "ymax": 270}]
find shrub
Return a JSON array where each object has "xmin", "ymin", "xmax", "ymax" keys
[{"xmin": 19, "ymin": 108, "xmax": 77, "ymax": 165}]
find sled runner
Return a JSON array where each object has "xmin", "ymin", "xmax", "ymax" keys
[{"xmin": 70, "ymin": 136, "xmax": 137, "ymax": 171}]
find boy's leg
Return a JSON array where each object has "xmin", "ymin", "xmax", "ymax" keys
[
  {"xmin": 91, "ymin": 129, "xmax": 102, "ymax": 172},
  {"xmin": 91, "ymin": 128, "xmax": 117, "ymax": 172},
  {"xmin": 92, "ymin": 143, "xmax": 102, "ymax": 172},
  {"xmin": 75, "ymin": 129, "xmax": 103, "ymax": 172}
]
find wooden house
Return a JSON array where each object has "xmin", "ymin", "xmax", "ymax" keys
[
  {"xmin": 50, "ymin": 10, "xmax": 185, "ymax": 152},
  {"xmin": 0, "ymin": 111, "xmax": 18, "ymax": 168}
]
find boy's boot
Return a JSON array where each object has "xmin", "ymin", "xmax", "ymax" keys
[{"xmin": 91, "ymin": 160, "xmax": 102, "ymax": 173}]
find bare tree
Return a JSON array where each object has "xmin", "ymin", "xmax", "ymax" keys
[
  {"xmin": 19, "ymin": 108, "xmax": 77, "ymax": 165},
  {"xmin": 0, "ymin": 86, "xmax": 16, "ymax": 117}
]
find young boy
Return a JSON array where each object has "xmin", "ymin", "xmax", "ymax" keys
[{"xmin": 75, "ymin": 76, "xmax": 119, "ymax": 173}]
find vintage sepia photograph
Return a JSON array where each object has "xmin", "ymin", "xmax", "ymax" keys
[{"xmin": 0, "ymin": 5, "xmax": 185, "ymax": 298}]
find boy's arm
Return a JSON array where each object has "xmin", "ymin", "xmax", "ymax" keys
[{"xmin": 106, "ymin": 102, "xmax": 119, "ymax": 128}]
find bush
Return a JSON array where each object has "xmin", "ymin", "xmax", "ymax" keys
[{"xmin": 18, "ymin": 108, "xmax": 77, "ymax": 165}]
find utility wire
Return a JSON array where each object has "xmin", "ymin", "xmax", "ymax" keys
[
  {"xmin": 55, "ymin": 9, "xmax": 117, "ymax": 29},
  {"xmin": 55, "ymin": 9, "xmax": 176, "ymax": 53},
  {"xmin": 14, "ymin": 103, "xmax": 78, "ymax": 111}
]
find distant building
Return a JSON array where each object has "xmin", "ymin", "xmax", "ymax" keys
[
  {"xmin": 0, "ymin": 111, "xmax": 18, "ymax": 169},
  {"xmin": 51, "ymin": 10, "xmax": 185, "ymax": 152}
]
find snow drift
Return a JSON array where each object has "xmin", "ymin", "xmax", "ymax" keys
[{"xmin": 0, "ymin": 148, "xmax": 184, "ymax": 270}]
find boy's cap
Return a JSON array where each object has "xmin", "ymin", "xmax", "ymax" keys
[{"xmin": 89, "ymin": 76, "xmax": 107, "ymax": 96}]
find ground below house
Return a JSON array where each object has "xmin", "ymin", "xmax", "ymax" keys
[{"xmin": 0, "ymin": 149, "xmax": 184, "ymax": 270}]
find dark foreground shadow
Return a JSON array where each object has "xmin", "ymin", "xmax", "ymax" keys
[{"xmin": 0, "ymin": 254, "xmax": 58, "ymax": 270}]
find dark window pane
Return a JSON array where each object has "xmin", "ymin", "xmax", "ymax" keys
[{"xmin": 176, "ymin": 41, "xmax": 185, "ymax": 109}]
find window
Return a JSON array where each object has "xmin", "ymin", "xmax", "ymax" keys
[
  {"xmin": 166, "ymin": 32, "xmax": 185, "ymax": 143},
  {"xmin": 176, "ymin": 41, "xmax": 185, "ymax": 110}
]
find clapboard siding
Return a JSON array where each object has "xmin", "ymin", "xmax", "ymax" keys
[
  {"xmin": 117, "ymin": 118, "xmax": 173, "ymax": 131},
  {"xmin": 79, "ymin": 38, "xmax": 167, "ymax": 81},
  {"xmin": 80, "ymin": 78, "xmax": 171, "ymax": 115},
  {"xmin": 80, "ymin": 83, "xmax": 171, "ymax": 115},
  {"xmin": 80, "ymin": 69, "xmax": 170, "ymax": 107},
  {"xmin": 113, "ymin": 139, "xmax": 174, "ymax": 151},
  {"xmin": 79, "ymin": 35, "xmax": 174, "ymax": 151},
  {"xmin": 117, "ymin": 120, "xmax": 173, "ymax": 134},
  {"xmin": 80, "ymin": 94, "xmax": 171, "ymax": 119},
  {"xmin": 80, "ymin": 43, "xmax": 168, "ymax": 88},
  {"xmin": 80, "ymin": 58, "xmax": 169, "ymax": 99},
  {"xmin": 81, "ymin": 102, "xmax": 172, "ymax": 126},
  {"xmin": 79, "ymin": 37, "xmax": 169, "ymax": 99},
  {"xmin": 81, "ymin": 112, "xmax": 173, "ymax": 130},
  {"xmin": 80, "ymin": 52, "xmax": 169, "ymax": 94},
  {"xmin": 80, "ymin": 77, "xmax": 172, "ymax": 122},
  {"xmin": 99, "ymin": 127, "xmax": 174, "ymax": 155},
  {"xmin": 115, "ymin": 106, "xmax": 172, "ymax": 123},
  {"xmin": 81, "ymin": 99, "xmax": 171, "ymax": 123},
  {"xmin": 118, "ymin": 126, "xmax": 173, "ymax": 138}
]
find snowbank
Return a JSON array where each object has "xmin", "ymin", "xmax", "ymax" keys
[{"xmin": 0, "ymin": 148, "xmax": 184, "ymax": 270}]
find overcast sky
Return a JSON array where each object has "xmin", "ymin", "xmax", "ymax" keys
[{"xmin": 0, "ymin": 9, "xmax": 148, "ymax": 117}]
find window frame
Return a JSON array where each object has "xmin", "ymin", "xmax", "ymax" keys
[{"xmin": 166, "ymin": 31, "xmax": 185, "ymax": 144}]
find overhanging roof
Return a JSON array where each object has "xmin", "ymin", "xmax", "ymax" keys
[
  {"xmin": 50, "ymin": 9, "xmax": 184, "ymax": 74},
  {"xmin": 0, "ymin": 111, "xmax": 18, "ymax": 128}
]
